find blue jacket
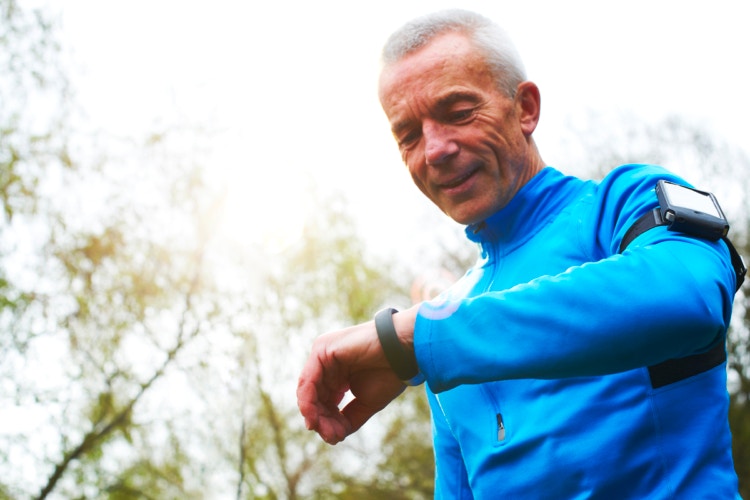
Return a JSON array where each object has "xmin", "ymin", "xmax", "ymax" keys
[{"xmin": 415, "ymin": 165, "xmax": 740, "ymax": 498}]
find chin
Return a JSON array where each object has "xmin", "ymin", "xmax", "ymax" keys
[
  {"xmin": 448, "ymin": 203, "xmax": 498, "ymax": 226},
  {"xmin": 447, "ymin": 210, "xmax": 486, "ymax": 226}
]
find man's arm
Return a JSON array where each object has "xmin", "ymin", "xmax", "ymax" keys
[
  {"xmin": 416, "ymin": 230, "xmax": 736, "ymax": 393},
  {"xmin": 296, "ymin": 306, "xmax": 420, "ymax": 444}
]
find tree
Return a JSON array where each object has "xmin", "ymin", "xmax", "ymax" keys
[
  {"xmin": 0, "ymin": 0, "xmax": 70, "ymax": 218},
  {"xmin": 1, "ymin": 3, "xmax": 435, "ymax": 496},
  {"xmin": 3, "ymin": 141, "xmax": 226, "ymax": 498},
  {"xmin": 223, "ymin": 195, "xmax": 421, "ymax": 499},
  {"xmin": 2, "ymin": 3, "xmax": 229, "ymax": 496}
]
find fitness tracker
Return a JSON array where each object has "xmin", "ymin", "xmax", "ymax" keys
[{"xmin": 374, "ymin": 308, "xmax": 425, "ymax": 386}]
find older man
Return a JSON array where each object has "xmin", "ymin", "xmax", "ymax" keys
[{"xmin": 297, "ymin": 9, "xmax": 742, "ymax": 498}]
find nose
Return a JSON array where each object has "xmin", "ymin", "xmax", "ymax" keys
[{"xmin": 423, "ymin": 120, "xmax": 459, "ymax": 166}]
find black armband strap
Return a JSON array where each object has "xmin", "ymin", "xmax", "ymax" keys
[
  {"xmin": 619, "ymin": 208, "xmax": 665, "ymax": 253},
  {"xmin": 648, "ymin": 340, "xmax": 726, "ymax": 389},
  {"xmin": 374, "ymin": 308, "xmax": 425, "ymax": 386},
  {"xmin": 619, "ymin": 206, "xmax": 746, "ymax": 388},
  {"xmin": 620, "ymin": 207, "xmax": 746, "ymax": 293}
]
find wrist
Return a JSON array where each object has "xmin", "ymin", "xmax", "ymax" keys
[
  {"xmin": 394, "ymin": 306, "xmax": 417, "ymax": 345},
  {"xmin": 374, "ymin": 307, "xmax": 425, "ymax": 386}
]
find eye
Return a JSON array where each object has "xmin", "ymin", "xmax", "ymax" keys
[
  {"xmin": 397, "ymin": 129, "xmax": 421, "ymax": 148},
  {"xmin": 445, "ymin": 108, "xmax": 474, "ymax": 123}
]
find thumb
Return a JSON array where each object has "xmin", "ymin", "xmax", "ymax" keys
[
  {"xmin": 340, "ymin": 397, "xmax": 385, "ymax": 435},
  {"xmin": 340, "ymin": 382, "xmax": 407, "ymax": 434}
]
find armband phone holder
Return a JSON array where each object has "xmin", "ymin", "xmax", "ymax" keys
[
  {"xmin": 655, "ymin": 180, "xmax": 728, "ymax": 240},
  {"xmin": 620, "ymin": 180, "xmax": 746, "ymax": 293}
]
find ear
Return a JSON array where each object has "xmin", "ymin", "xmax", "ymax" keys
[{"xmin": 515, "ymin": 81, "xmax": 541, "ymax": 137}]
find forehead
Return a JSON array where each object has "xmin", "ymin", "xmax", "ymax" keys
[{"xmin": 378, "ymin": 33, "xmax": 496, "ymax": 117}]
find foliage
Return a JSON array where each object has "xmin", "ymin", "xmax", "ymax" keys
[
  {"xmin": 1, "ymin": 7, "xmax": 431, "ymax": 493},
  {"xmin": 0, "ymin": 0, "xmax": 70, "ymax": 222},
  {"xmin": 325, "ymin": 389, "xmax": 434, "ymax": 500},
  {"xmin": 223, "ymin": 195, "xmax": 419, "ymax": 499},
  {"xmin": 729, "ymin": 220, "xmax": 750, "ymax": 499}
]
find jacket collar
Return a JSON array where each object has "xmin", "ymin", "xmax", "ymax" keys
[{"xmin": 465, "ymin": 167, "xmax": 584, "ymax": 249}]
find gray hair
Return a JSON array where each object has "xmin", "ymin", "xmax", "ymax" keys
[{"xmin": 381, "ymin": 9, "xmax": 527, "ymax": 97}]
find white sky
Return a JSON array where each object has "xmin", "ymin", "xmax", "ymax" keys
[{"xmin": 48, "ymin": 0, "xmax": 750, "ymax": 257}]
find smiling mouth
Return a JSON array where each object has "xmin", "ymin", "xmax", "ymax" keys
[{"xmin": 438, "ymin": 168, "xmax": 477, "ymax": 190}]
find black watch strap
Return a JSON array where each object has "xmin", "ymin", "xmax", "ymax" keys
[{"xmin": 374, "ymin": 308, "xmax": 423, "ymax": 384}]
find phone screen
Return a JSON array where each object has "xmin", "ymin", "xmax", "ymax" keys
[{"xmin": 661, "ymin": 182, "xmax": 721, "ymax": 218}]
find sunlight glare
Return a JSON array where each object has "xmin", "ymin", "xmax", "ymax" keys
[{"xmin": 215, "ymin": 165, "xmax": 308, "ymax": 256}]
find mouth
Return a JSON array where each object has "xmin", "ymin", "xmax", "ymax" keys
[{"xmin": 437, "ymin": 167, "xmax": 479, "ymax": 191}]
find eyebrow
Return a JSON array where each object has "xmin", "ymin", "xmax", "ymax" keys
[{"xmin": 435, "ymin": 91, "xmax": 482, "ymax": 110}]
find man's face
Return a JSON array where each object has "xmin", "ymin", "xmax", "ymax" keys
[{"xmin": 379, "ymin": 32, "xmax": 540, "ymax": 225}]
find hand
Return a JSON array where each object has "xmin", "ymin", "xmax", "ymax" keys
[{"xmin": 296, "ymin": 308, "xmax": 418, "ymax": 444}]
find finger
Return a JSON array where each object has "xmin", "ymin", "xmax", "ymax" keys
[
  {"xmin": 297, "ymin": 354, "xmax": 352, "ymax": 443},
  {"xmin": 296, "ymin": 384, "xmax": 318, "ymax": 431},
  {"xmin": 298, "ymin": 384, "xmax": 352, "ymax": 444},
  {"xmin": 297, "ymin": 390, "xmax": 347, "ymax": 433},
  {"xmin": 297, "ymin": 344, "xmax": 338, "ymax": 428},
  {"xmin": 340, "ymin": 398, "xmax": 379, "ymax": 435},
  {"xmin": 316, "ymin": 412, "xmax": 353, "ymax": 445},
  {"xmin": 297, "ymin": 362, "xmax": 323, "ymax": 431}
]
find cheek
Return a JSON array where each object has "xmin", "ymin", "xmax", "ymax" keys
[
  {"xmin": 473, "ymin": 120, "xmax": 509, "ymax": 147},
  {"xmin": 402, "ymin": 149, "xmax": 425, "ymax": 180},
  {"xmin": 470, "ymin": 111, "xmax": 516, "ymax": 143},
  {"xmin": 409, "ymin": 171, "xmax": 433, "ymax": 202},
  {"xmin": 400, "ymin": 143, "xmax": 422, "ymax": 164},
  {"xmin": 404, "ymin": 157, "xmax": 431, "ymax": 197}
]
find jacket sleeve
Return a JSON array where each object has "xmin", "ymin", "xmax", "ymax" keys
[{"xmin": 415, "ymin": 166, "xmax": 738, "ymax": 394}]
